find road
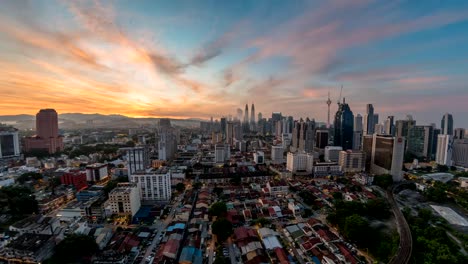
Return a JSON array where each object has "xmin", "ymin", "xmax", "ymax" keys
[
  {"xmin": 139, "ymin": 193, "xmax": 182, "ymax": 264},
  {"xmin": 387, "ymin": 187, "xmax": 413, "ymax": 264}
]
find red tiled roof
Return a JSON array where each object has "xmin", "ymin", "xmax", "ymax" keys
[{"xmin": 274, "ymin": 247, "xmax": 290, "ymax": 264}]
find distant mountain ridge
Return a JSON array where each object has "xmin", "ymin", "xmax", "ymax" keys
[{"xmin": 0, "ymin": 113, "xmax": 203, "ymax": 130}]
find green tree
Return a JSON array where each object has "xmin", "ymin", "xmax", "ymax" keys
[
  {"xmin": 437, "ymin": 164, "xmax": 449, "ymax": 172},
  {"xmin": 373, "ymin": 174, "xmax": 393, "ymax": 189},
  {"xmin": 332, "ymin": 192, "xmax": 343, "ymax": 201},
  {"xmin": 252, "ymin": 217, "xmax": 271, "ymax": 227},
  {"xmin": 212, "ymin": 218, "xmax": 233, "ymax": 242},
  {"xmin": 213, "ymin": 187, "xmax": 224, "ymax": 197},
  {"xmin": 176, "ymin": 182, "xmax": 186, "ymax": 192},
  {"xmin": 344, "ymin": 214, "xmax": 369, "ymax": 243},
  {"xmin": 209, "ymin": 202, "xmax": 227, "ymax": 217},
  {"xmin": 50, "ymin": 234, "xmax": 99, "ymax": 263},
  {"xmin": 17, "ymin": 172, "xmax": 43, "ymax": 184},
  {"xmin": 0, "ymin": 186, "xmax": 38, "ymax": 215}
]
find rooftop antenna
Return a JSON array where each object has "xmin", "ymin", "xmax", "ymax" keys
[{"xmin": 337, "ymin": 85, "xmax": 343, "ymax": 105}]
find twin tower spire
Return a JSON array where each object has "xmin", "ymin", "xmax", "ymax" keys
[{"xmin": 244, "ymin": 103, "xmax": 255, "ymax": 124}]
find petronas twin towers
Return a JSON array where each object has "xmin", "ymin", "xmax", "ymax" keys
[{"xmin": 244, "ymin": 103, "xmax": 255, "ymax": 125}]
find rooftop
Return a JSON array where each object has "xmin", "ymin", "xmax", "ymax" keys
[{"xmin": 7, "ymin": 233, "xmax": 53, "ymax": 252}]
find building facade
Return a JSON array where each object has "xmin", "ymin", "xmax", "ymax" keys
[
  {"xmin": 123, "ymin": 147, "xmax": 150, "ymax": 175},
  {"xmin": 441, "ymin": 113, "xmax": 454, "ymax": 135},
  {"xmin": 24, "ymin": 109, "xmax": 64, "ymax": 154},
  {"xmin": 333, "ymin": 98, "xmax": 354, "ymax": 150},
  {"xmin": 271, "ymin": 145, "xmax": 284, "ymax": 164},
  {"xmin": 131, "ymin": 169, "xmax": 172, "ymax": 201},
  {"xmin": 86, "ymin": 163, "xmax": 109, "ymax": 182},
  {"xmin": 366, "ymin": 135, "xmax": 405, "ymax": 181},
  {"xmin": 338, "ymin": 150, "xmax": 365, "ymax": 173},
  {"xmin": 61, "ymin": 170, "xmax": 87, "ymax": 191},
  {"xmin": 286, "ymin": 152, "xmax": 314, "ymax": 173},
  {"xmin": 452, "ymin": 139, "xmax": 468, "ymax": 168},
  {"xmin": 436, "ymin": 134, "xmax": 453, "ymax": 166},
  {"xmin": 108, "ymin": 182, "xmax": 141, "ymax": 217},
  {"xmin": 0, "ymin": 126, "xmax": 20, "ymax": 160},
  {"xmin": 407, "ymin": 125, "xmax": 434, "ymax": 159}
]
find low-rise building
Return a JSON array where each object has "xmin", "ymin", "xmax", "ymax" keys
[
  {"xmin": 0, "ymin": 234, "xmax": 55, "ymax": 263},
  {"xmin": 86, "ymin": 163, "xmax": 109, "ymax": 182}
]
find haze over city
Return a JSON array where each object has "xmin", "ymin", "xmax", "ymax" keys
[{"xmin": 1, "ymin": 0, "xmax": 468, "ymax": 126}]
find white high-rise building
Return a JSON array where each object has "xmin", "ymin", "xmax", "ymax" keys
[
  {"xmin": 108, "ymin": 182, "xmax": 141, "ymax": 217},
  {"xmin": 130, "ymin": 168, "xmax": 172, "ymax": 201},
  {"xmin": 271, "ymin": 145, "xmax": 284, "ymax": 164},
  {"xmin": 286, "ymin": 152, "xmax": 314, "ymax": 173},
  {"xmin": 436, "ymin": 134, "xmax": 453, "ymax": 166}
]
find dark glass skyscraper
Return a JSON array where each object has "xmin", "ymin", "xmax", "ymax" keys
[{"xmin": 334, "ymin": 98, "xmax": 354, "ymax": 150}]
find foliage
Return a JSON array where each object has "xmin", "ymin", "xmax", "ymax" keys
[
  {"xmin": 450, "ymin": 166, "xmax": 457, "ymax": 171},
  {"xmin": 49, "ymin": 234, "xmax": 99, "ymax": 263},
  {"xmin": 0, "ymin": 186, "xmax": 38, "ymax": 215},
  {"xmin": 437, "ymin": 164, "xmax": 449, "ymax": 172},
  {"xmin": 302, "ymin": 208, "xmax": 313, "ymax": 218},
  {"xmin": 212, "ymin": 218, "xmax": 233, "ymax": 242},
  {"xmin": 373, "ymin": 174, "xmax": 393, "ymax": 189},
  {"xmin": 298, "ymin": 191, "xmax": 318, "ymax": 205},
  {"xmin": 213, "ymin": 187, "xmax": 224, "ymax": 197},
  {"xmin": 332, "ymin": 192, "xmax": 343, "ymax": 201},
  {"xmin": 423, "ymin": 181, "xmax": 468, "ymax": 209},
  {"xmin": 209, "ymin": 202, "xmax": 227, "ymax": 217},
  {"xmin": 193, "ymin": 182, "xmax": 202, "ymax": 190},
  {"xmin": 16, "ymin": 172, "xmax": 43, "ymax": 184},
  {"xmin": 343, "ymin": 214, "xmax": 369, "ymax": 241},
  {"xmin": 175, "ymin": 183, "xmax": 186, "ymax": 192},
  {"xmin": 406, "ymin": 208, "xmax": 468, "ymax": 264},
  {"xmin": 230, "ymin": 175, "xmax": 241, "ymax": 185},
  {"xmin": 67, "ymin": 144, "xmax": 120, "ymax": 158}
]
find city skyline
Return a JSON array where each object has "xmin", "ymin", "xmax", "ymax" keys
[{"xmin": 1, "ymin": 1, "xmax": 468, "ymax": 127}]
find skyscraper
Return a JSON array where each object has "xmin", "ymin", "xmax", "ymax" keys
[
  {"xmin": 436, "ymin": 134, "xmax": 453, "ymax": 166},
  {"xmin": 407, "ymin": 125, "xmax": 434, "ymax": 159},
  {"xmin": 353, "ymin": 114, "xmax": 363, "ymax": 150},
  {"xmin": 441, "ymin": 113, "xmax": 454, "ymax": 135},
  {"xmin": 236, "ymin": 108, "xmax": 243, "ymax": 121},
  {"xmin": 364, "ymin": 104, "xmax": 374, "ymax": 135},
  {"xmin": 454, "ymin": 128, "xmax": 465, "ymax": 139},
  {"xmin": 367, "ymin": 135, "xmax": 405, "ymax": 182},
  {"xmin": 384, "ymin": 116, "xmax": 394, "ymax": 135},
  {"xmin": 395, "ymin": 117, "xmax": 416, "ymax": 138},
  {"xmin": 250, "ymin": 103, "xmax": 256, "ymax": 130},
  {"xmin": 24, "ymin": 109, "xmax": 64, "ymax": 154},
  {"xmin": 244, "ymin": 104, "xmax": 249, "ymax": 124},
  {"xmin": 334, "ymin": 98, "xmax": 354, "ymax": 150}
]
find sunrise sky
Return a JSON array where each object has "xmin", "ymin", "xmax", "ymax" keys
[{"xmin": 1, "ymin": 0, "xmax": 468, "ymax": 126}]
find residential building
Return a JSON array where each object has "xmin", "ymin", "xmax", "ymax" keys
[
  {"xmin": 254, "ymin": 151, "xmax": 265, "ymax": 164},
  {"xmin": 324, "ymin": 146, "xmax": 343, "ymax": 162},
  {"xmin": 366, "ymin": 134, "xmax": 405, "ymax": 181},
  {"xmin": 441, "ymin": 113, "xmax": 454, "ymax": 135},
  {"xmin": 215, "ymin": 144, "xmax": 230, "ymax": 163},
  {"xmin": 313, "ymin": 162, "xmax": 343, "ymax": 177},
  {"xmin": 286, "ymin": 152, "xmax": 314, "ymax": 173},
  {"xmin": 266, "ymin": 180, "xmax": 289, "ymax": 196},
  {"xmin": 334, "ymin": 98, "xmax": 354, "ymax": 150},
  {"xmin": 108, "ymin": 183, "xmax": 141, "ymax": 217},
  {"xmin": 436, "ymin": 134, "xmax": 453, "ymax": 166},
  {"xmin": 271, "ymin": 145, "xmax": 284, "ymax": 164},
  {"xmin": 0, "ymin": 125, "xmax": 20, "ymax": 160},
  {"xmin": 130, "ymin": 168, "xmax": 172, "ymax": 201},
  {"xmin": 0, "ymin": 234, "xmax": 55, "ymax": 263},
  {"xmin": 24, "ymin": 109, "xmax": 64, "ymax": 154},
  {"xmin": 61, "ymin": 170, "xmax": 87, "ymax": 191},
  {"xmin": 453, "ymin": 139, "xmax": 468, "ymax": 168},
  {"xmin": 86, "ymin": 163, "xmax": 109, "ymax": 182},
  {"xmin": 338, "ymin": 150, "xmax": 365, "ymax": 173}
]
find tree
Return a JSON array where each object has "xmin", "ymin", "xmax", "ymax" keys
[
  {"xmin": 176, "ymin": 183, "xmax": 186, "ymax": 192},
  {"xmin": 437, "ymin": 164, "xmax": 449, "ymax": 172},
  {"xmin": 344, "ymin": 214, "xmax": 369, "ymax": 243},
  {"xmin": 209, "ymin": 202, "xmax": 227, "ymax": 217},
  {"xmin": 212, "ymin": 218, "xmax": 233, "ymax": 242},
  {"xmin": 213, "ymin": 187, "xmax": 223, "ymax": 197},
  {"xmin": 450, "ymin": 166, "xmax": 457, "ymax": 171},
  {"xmin": 252, "ymin": 218, "xmax": 271, "ymax": 227},
  {"xmin": 373, "ymin": 174, "xmax": 393, "ymax": 189},
  {"xmin": 50, "ymin": 234, "xmax": 99, "ymax": 263},
  {"xmin": 16, "ymin": 172, "xmax": 43, "ymax": 184},
  {"xmin": 0, "ymin": 186, "xmax": 38, "ymax": 215},
  {"xmin": 332, "ymin": 192, "xmax": 343, "ymax": 201},
  {"xmin": 193, "ymin": 182, "xmax": 202, "ymax": 190}
]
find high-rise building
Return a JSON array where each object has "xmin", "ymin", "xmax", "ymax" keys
[
  {"xmin": 225, "ymin": 121, "xmax": 234, "ymax": 145},
  {"xmin": 333, "ymin": 98, "xmax": 354, "ymax": 150},
  {"xmin": 353, "ymin": 114, "xmax": 363, "ymax": 150},
  {"xmin": 0, "ymin": 125, "xmax": 20, "ymax": 160},
  {"xmin": 158, "ymin": 128, "xmax": 177, "ymax": 161},
  {"xmin": 236, "ymin": 108, "xmax": 243, "ymax": 121},
  {"xmin": 452, "ymin": 139, "xmax": 468, "ymax": 168},
  {"xmin": 364, "ymin": 104, "xmax": 374, "ymax": 135},
  {"xmin": 24, "ymin": 109, "xmax": 63, "ymax": 154},
  {"xmin": 373, "ymin": 114, "xmax": 379, "ymax": 129},
  {"xmin": 123, "ymin": 147, "xmax": 150, "ymax": 175},
  {"xmin": 454, "ymin": 128, "xmax": 465, "ymax": 139},
  {"xmin": 441, "ymin": 113, "xmax": 454, "ymax": 135},
  {"xmin": 215, "ymin": 144, "xmax": 230, "ymax": 163},
  {"xmin": 130, "ymin": 168, "xmax": 171, "ymax": 201},
  {"xmin": 338, "ymin": 150, "xmax": 365, "ymax": 173},
  {"xmin": 395, "ymin": 118, "xmax": 416, "ymax": 138},
  {"xmin": 250, "ymin": 104, "xmax": 256, "ymax": 131},
  {"xmin": 436, "ymin": 134, "xmax": 453, "ymax": 166},
  {"xmin": 431, "ymin": 128, "xmax": 441, "ymax": 160},
  {"xmin": 108, "ymin": 182, "xmax": 141, "ymax": 217},
  {"xmin": 220, "ymin": 117, "xmax": 227, "ymax": 137},
  {"xmin": 61, "ymin": 170, "xmax": 87, "ymax": 191},
  {"xmin": 365, "ymin": 134, "xmax": 405, "ymax": 181},
  {"xmin": 407, "ymin": 125, "xmax": 434, "ymax": 159},
  {"xmin": 362, "ymin": 135, "xmax": 374, "ymax": 171},
  {"xmin": 315, "ymin": 130, "xmax": 329, "ymax": 149},
  {"xmin": 384, "ymin": 116, "xmax": 394, "ymax": 135},
  {"xmin": 374, "ymin": 123, "xmax": 384, "ymax": 135}
]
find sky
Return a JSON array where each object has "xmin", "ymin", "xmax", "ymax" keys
[{"xmin": 0, "ymin": 0, "xmax": 468, "ymax": 127}]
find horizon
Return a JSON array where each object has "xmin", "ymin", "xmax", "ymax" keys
[{"xmin": 1, "ymin": 1, "xmax": 468, "ymax": 127}]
